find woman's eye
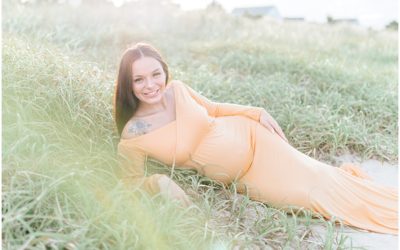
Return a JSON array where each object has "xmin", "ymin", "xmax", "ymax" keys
[
  {"xmin": 134, "ymin": 78, "xmax": 143, "ymax": 83},
  {"xmin": 153, "ymin": 72, "xmax": 161, "ymax": 77}
]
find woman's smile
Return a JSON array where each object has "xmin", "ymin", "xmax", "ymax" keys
[{"xmin": 143, "ymin": 89, "xmax": 160, "ymax": 97}]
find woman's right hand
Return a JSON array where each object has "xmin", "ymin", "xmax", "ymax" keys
[{"xmin": 157, "ymin": 175, "xmax": 192, "ymax": 207}]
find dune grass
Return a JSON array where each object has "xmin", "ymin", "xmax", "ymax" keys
[{"xmin": 3, "ymin": 1, "xmax": 397, "ymax": 249}]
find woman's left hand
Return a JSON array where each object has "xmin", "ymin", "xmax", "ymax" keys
[
  {"xmin": 157, "ymin": 175, "xmax": 193, "ymax": 207},
  {"xmin": 259, "ymin": 110, "xmax": 288, "ymax": 142}
]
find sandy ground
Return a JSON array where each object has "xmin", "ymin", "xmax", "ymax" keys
[{"xmin": 316, "ymin": 154, "xmax": 398, "ymax": 249}]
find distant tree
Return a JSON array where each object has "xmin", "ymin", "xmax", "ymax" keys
[
  {"xmin": 206, "ymin": 0, "xmax": 225, "ymax": 13},
  {"xmin": 386, "ymin": 20, "xmax": 398, "ymax": 30},
  {"xmin": 327, "ymin": 15, "xmax": 334, "ymax": 24}
]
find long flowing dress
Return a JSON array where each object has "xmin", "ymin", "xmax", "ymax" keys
[{"xmin": 118, "ymin": 80, "xmax": 398, "ymax": 235}]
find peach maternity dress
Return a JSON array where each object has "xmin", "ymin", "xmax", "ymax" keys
[{"xmin": 118, "ymin": 80, "xmax": 398, "ymax": 234}]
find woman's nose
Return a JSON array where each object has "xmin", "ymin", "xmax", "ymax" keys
[{"xmin": 144, "ymin": 77, "xmax": 156, "ymax": 87}]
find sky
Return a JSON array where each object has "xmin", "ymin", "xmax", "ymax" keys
[{"xmin": 171, "ymin": 0, "xmax": 398, "ymax": 29}]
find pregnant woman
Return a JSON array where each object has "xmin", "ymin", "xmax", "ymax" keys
[{"xmin": 114, "ymin": 43, "xmax": 397, "ymax": 235}]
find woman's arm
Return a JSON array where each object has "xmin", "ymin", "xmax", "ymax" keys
[
  {"xmin": 181, "ymin": 81, "xmax": 288, "ymax": 142},
  {"xmin": 118, "ymin": 145, "xmax": 162, "ymax": 195},
  {"xmin": 181, "ymin": 81, "xmax": 264, "ymax": 122},
  {"xmin": 118, "ymin": 144, "xmax": 191, "ymax": 205}
]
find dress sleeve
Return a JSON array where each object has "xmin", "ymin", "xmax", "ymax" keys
[
  {"xmin": 181, "ymin": 81, "xmax": 264, "ymax": 122},
  {"xmin": 117, "ymin": 144, "xmax": 162, "ymax": 195}
]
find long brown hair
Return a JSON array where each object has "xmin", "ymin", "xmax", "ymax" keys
[{"xmin": 114, "ymin": 43, "xmax": 169, "ymax": 136}]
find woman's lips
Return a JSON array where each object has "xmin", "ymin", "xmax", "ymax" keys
[{"xmin": 143, "ymin": 89, "xmax": 159, "ymax": 97}]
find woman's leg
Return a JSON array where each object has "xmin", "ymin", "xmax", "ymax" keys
[{"xmin": 238, "ymin": 123, "xmax": 398, "ymax": 234}]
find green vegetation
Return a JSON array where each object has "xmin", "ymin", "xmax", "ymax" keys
[{"xmin": 3, "ymin": 1, "xmax": 397, "ymax": 249}]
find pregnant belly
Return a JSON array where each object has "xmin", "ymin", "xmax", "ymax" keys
[{"xmin": 184, "ymin": 116, "xmax": 256, "ymax": 184}]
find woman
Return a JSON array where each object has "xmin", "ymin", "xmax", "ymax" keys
[{"xmin": 114, "ymin": 43, "xmax": 398, "ymax": 235}]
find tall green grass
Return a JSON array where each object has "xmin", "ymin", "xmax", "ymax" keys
[{"xmin": 3, "ymin": 1, "xmax": 397, "ymax": 249}]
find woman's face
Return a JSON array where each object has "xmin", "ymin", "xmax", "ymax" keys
[{"xmin": 131, "ymin": 56, "xmax": 167, "ymax": 105}]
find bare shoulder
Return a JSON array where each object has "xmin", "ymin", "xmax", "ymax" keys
[{"xmin": 121, "ymin": 118, "xmax": 153, "ymax": 139}]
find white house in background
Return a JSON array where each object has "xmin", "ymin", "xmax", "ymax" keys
[{"xmin": 232, "ymin": 6, "xmax": 281, "ymax": 20}]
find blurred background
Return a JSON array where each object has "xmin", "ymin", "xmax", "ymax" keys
[
  {"xmin": 15, "ymin": 0, "xmax": 399, "ymax": 30},
  {"xmin": 2, "ymin": 0, "xmax": 398, "ymax": 249},
  {"xmin": 174, "ymin": 0, "xmax": 398, "ymax": 30}
]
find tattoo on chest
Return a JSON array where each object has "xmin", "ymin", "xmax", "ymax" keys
[{"xmin": 128, "ymin": 120, "xmax": 152, "ymax": 136}]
